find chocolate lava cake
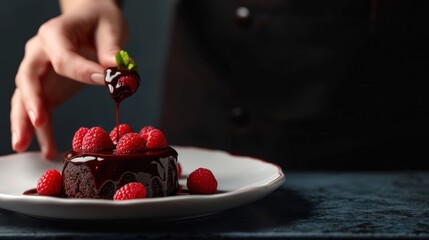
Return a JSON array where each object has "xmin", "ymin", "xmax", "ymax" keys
[{"xmin": 62, "ymin": 147, "xmax": 179, "ymax": 199}]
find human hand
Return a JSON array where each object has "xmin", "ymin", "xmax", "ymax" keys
[{"xmin": 11, "ymin": 0, "xmax": 128, "ymax": 159}]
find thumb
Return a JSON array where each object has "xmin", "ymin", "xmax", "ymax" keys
[{"xmin": 96, "ymin": 20, "xmax": 128, "ymax": 67}]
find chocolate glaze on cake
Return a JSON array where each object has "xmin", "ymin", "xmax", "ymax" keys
[{"xmin": 62, "ymin": 147, "xmax": 179, "ymax": 199}]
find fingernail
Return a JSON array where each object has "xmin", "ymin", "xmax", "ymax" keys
[
  {"xmin": 28, "ymin": 109, "xmax": 36, "ymax": 126},
  {"xmin": 90, "ymin": 73, "xmax": 104, "ymax": 84},
  {"xmin": 11, "ymin": 131, "xmax": 18, "ymax": 150}
]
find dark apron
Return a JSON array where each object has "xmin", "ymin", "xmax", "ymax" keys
[{"xmin": 161, "ymin": 0, "xmax": 429, "ymax": 170}]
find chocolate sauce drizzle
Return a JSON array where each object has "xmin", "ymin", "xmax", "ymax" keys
[{"xmin": 104, "ymin": 67, "xmax": 140, "ymax": 143}]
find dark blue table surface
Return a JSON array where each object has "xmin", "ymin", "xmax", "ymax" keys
[{"xmin": 1, "ymin": 171, "xmax": 428, "ymax": 239}]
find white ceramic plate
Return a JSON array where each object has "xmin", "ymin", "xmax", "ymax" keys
[{"xmin": 0, "ymin": 146, "xmax": 285, "ymax": 221}]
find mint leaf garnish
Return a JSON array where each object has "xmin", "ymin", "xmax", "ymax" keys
[
  {"xmin": 115, "ymin": 51, "xmax": 126, "ymax": 68},
  {"xmin": 115, "ymin": 50, "xmax": 138, "ymax": 73},
  {"xmin": 128, "ymin": 62, "xmax": 138, "ymax": 72},
  {"xmin": 119, "ymin": 50, "xmax": 129, "ymax": 66}
]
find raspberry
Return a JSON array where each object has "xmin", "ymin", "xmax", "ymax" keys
[
  {"xmin": 109, "ymin": 123, "xmax": 134, "ymax": 143},
  {"xmin": 113, "ymin": 182, "xmax": 146, "ymax": 200},
  {"xmin": 36, "ymin": 169, "xmax": 62, "ymax": 196},
  {"xmin": 186, "ymin": 168, "xmax": 218, "ymax": 194},
  {"xmin": 81, "ymin": 127, "xmax": 114, "ymax": 152},
  {"xmin": 145, "ymin": 128, "xmax": 168, "ymax": 149},
  {"xmin": 118, "ymin": 75, "xmax": 139, "ymax": 94},
  {"xmin": 138, "ymin": 125, "xmax": 155, "ymax": 141},
  {"xmin": 72, "ymin": 127, "xmax": 88, "ymax": 151},
  {"xmin": 116, "ymin": 133, "xmax": 146, "ymax": 154}
]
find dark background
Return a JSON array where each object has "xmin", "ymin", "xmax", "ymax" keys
[
  {"xmin": 0, "ymin": 0, "xmax": 174, "ymax": 156},
  {"xmin": 2, "ymin": 1, "xmax": 429, "ymax": 170}
]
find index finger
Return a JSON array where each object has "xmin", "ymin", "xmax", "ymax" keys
[{"xmin": 38, "ymin": 18, "xmax": 105, "ymax": 85}]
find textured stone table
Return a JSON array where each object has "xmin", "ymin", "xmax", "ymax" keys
[{"xmin": 1, "ymin": 171, "xmax": 428, "ymax": 239}]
